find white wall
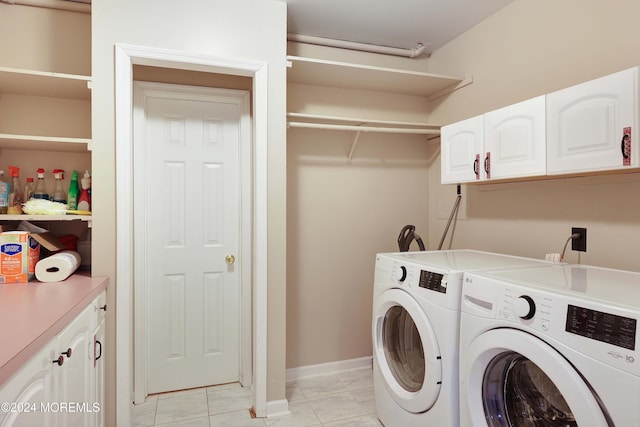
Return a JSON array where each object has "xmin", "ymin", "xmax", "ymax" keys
[
  {"xmin": 427, "ymin": 0, "xmax": 640, "ymax": 270},
  {"xmin": 286, "ymin": 43, "xmax": 434, "ymax": 368},
  {"xmin": 91, "ymin": 0, "xmax": 287, "ymax": 424}
]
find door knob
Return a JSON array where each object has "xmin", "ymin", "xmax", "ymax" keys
[{"xmin": 225, "ymin": 254, "xmax": 236, "ymax": 265}]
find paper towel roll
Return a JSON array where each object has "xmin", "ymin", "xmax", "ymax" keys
[{"xmin": 35, "ymin": 251, "xmax": 81, "ymax": 282}]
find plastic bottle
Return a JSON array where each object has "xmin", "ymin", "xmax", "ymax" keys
[
  {"xmin": 33, "ymin": 168, "xmax": 49, "ymax": 200},
  {"xmin": 67, "ymin": 170, "xmax": 79, "ymax": 210},
  {"xmin": 0, "ymin": 170, "xmax": 8, "ymax": 214},
  {"xmin": 24, "ymin": 177, "xmax": 34, "ymax": 201},
  {"xmin": 7, "ymin": 166, "xmax": 23, "ymax": 214},
  {"xmin": 51, "ymin": 169, "xmax": 67, "ymax": 204},
  {"xmin": 77, "ymin": 170, "xmax": 91, "ymax": 212}
]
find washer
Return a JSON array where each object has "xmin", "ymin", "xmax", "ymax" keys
[
  {"xmin": 459, "ymin": 264, "xmax": 640, "ymax": 426},
  {"xmin": 372, "ymin": 250, "xmax": 553, "ymax": 427}
]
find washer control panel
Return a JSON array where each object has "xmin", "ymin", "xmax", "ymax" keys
[
  {"xmin": 391, "ymin": 262, "xmax": 447, "ymax": 293},
  {"xmin": 498, "ymin": 288, "xmax": 554, "ymax": 332}
]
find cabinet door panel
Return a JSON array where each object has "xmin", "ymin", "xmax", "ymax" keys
[
  {"xmin": 484, "ymin": 96, "xmax": 546, "ymax": 180},
  {"xmin": 55, "ymin": 304, "xmax": 92, "ymax": 427},
  {"xmin": 441, "ymin": 115, "xmax": 483, "ymax": 184},
  {"xmin": 90, "ymin": 317, "xmax": 105, "ymax": 427},
  {"xmin": 547, "ymin": 67, "xmax": 638, "ymax": 174},
  {"xmin": 0, "ymin": 343, "xmax": 55, "ymax": 427}
]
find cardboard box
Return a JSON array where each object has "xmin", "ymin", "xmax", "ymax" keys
[{"xmin": 0, "ymin": 230, "xmax": 66, "ymax": 284}]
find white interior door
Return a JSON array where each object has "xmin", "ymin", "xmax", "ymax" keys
[{"xmin": 136, "ymin": 82, "xmax": 246, "ymax": 394}]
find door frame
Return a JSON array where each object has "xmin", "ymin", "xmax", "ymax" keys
[
  {"xmin": 115, "ymin": 44, "xmax": 269, "ymax": 424},
  {"xmin": 132, "ymin": 81, "xmax": 252, "ymax": 398}
]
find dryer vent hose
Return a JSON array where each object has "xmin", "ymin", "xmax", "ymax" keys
[
  {"xmin": 397, "ymin": 225, "xmax": 426, "ymax": 252},
  {"xmin": 438, "ymin": 185, "xmax": 462, "ymax": 250}
]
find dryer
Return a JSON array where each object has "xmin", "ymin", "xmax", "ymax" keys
[
  {"xmin": 372, "ymin": 250, "xmax": 553, "ymax": 427},
  {"xmin": 459, "ymin": 264, "xmax": 640, "ymax": 426}
]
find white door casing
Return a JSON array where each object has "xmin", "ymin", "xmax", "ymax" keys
[
  {"xmin": 134, "ymin": 82, "xmax": 247, "ymax": 394},
  {"xmin": 115, "ymin": 45, "xmax": 269, "ymax": 424}
]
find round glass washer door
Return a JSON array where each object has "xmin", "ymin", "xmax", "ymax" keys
[
  {"xmin": 373, "ymin": 288, "xmax": 442, "ymax": 413},
  {"xmin": 462, "ymin": 328, "xmax": 610, "ymax": 427}
]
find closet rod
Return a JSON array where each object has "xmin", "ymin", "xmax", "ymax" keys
[{"xmin": 287, "ymin": 121, "xmax": 440, "ymax": 135}]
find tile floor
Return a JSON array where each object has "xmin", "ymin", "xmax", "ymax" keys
[{"xmin": 133, "ymin": 367, "xmax": 382, "ymax": 426}]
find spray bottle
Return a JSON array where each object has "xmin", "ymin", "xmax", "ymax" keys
[
  {"xmin": 23, "ymin": 177, "xmax": 34, "ymax": 202},
  {"xmin": 77, "ymin": 170, "xmax": 91, "ymax": 212},
  {"xmin": 7, "ymin": 166, "xmax": 23, "ymax": 214},
  {"xmin": 0, "ymin": 170, "xmax": 8, "ymax": 214},
  {"xmin": 51, "ymin": 169, "xmax": 66, "ymax": 204},
  {"xmin": 33, "ymin": 168, "xmax": 49, "ymax": 200},
  {"xmin": 67, "ymin": 170, "xmax": 79, "ymax": 210}
]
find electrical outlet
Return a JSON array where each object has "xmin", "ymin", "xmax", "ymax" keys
[{"xmin": 572, "ymin": 227, "xmax": 587, "ymax": 252}]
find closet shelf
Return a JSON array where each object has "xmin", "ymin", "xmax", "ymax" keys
[
  {"xmin": 287, "ymin": 112, "xmax": 441, "ymax": 134},
  {"xmin": 287, "ymin": 55, "xmax": 471, "ymax": 98},
  {"xmin": 0, "ymin": 67, "xmax": 91, "ymax": 100},
  {"xmin": 0, "ymin": 134, "xmax": 91, "ymax": 152},
  {"xmin": 287, "ymin": 113, "xmax": 441, "ymax": 162}
]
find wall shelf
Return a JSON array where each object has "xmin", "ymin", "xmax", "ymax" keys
[
  {"xmin": 287, "ymin": 55, "xmax": 471, "ymax": 98},
  {"xmin": 0, "ymin": 67, "xmax": 91, "ymax": 100},
  {"xmin": 0, "ymin": 134, "xmax": 91, "ymax": 152},
  {"xmin": 0, "ymin": 68, "xmax": 92, "ymax": 153},
  {"xmin": 0, "ymin": 214, "xmax": 92, "ymax": 228}
]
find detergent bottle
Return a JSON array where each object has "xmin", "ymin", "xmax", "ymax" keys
[
  {"xmin": 77, "ymin": 170, "xmax": 91, "ymax": 212},
  {"xmin": 67, "ymin": 170, "xmax": 79, "ymax": 210}
]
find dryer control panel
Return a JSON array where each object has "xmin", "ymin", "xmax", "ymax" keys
[{"xmin": 418, "ymin": 270, "xmax": 446, "ymax": 293}]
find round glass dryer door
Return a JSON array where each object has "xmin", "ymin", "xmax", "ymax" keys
[
  {"xmin": 462, "ymin": 328, "xmax": 610, "ymax": 426},
  {"xmin": 373, "ymin": 288, "xmax": 442, "ymax": 413}
]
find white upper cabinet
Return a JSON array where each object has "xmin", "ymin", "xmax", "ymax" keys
[
  {"xmin": 546, "ymin": 67, "xmax": 639, "ymax": 175},
  {"xmin": 484, "ymin": 96, "xmax": 546, "ymax": 180},
  {"xmin": 441, "ymin": 96, "xmax": 546, "ymax": 184},
  {"xmin": 441, "ymin": 115, "xmax": 483, "ymax": 184}
]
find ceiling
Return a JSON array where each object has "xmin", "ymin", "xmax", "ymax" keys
[{"xmin": 282, "ymin": 0, "xmax": 514, "ymax": 55}]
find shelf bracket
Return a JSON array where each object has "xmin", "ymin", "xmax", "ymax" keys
[
  {"xmin": 348, "ymin": 130, "xmax": 363, "ymax": 163},
  {"xmin": 426, "ymin": 76, "xmax": 474, "ymax": 102}
]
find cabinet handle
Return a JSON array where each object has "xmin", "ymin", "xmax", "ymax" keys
[
  {"xmin": 61, "ymin": 348, "xmax": 72, "ymax": 358},
  {"xmin": 621, "ymin": 133, "xmax": 631, "ymax": 159},
  {"xmin": 52, "ymin": 356, "xmax": 64, "ymax": 366},
  {"xmin": 95, "ymin": 340, "xmax": 103, "ymax": 361},
  {"xmin": 473, "ymin": 158, "xmax": 479, "ymax": 176},
  {"xmin": 100, "ymin": 304, "xmax": 107, "ymax": 312},
  {"xmin": 484, "ymin": 152, "xmax": 491, "ymax": 179}
]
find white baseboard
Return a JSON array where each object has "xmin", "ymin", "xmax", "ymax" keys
[
  {"xmin": 266, "ymin": 399, "xmax": 290, "ymax": 418},
  {"xmin": 286, "ymin": 356, "xmax": 373, "ymax": 382}
]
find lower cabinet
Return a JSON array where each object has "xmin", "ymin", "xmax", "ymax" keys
[{"xmin": 0, "ymin": 291, "xmax": 106, "ymax": 427}]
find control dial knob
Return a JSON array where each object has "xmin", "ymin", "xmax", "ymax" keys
[
  {"xmin": 396, "ymin": 266, "xmax": 408, "ymax": 283},
  {"xmin": 513, "ymin": 295, "xmax": 536, "ymax": 320}
]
